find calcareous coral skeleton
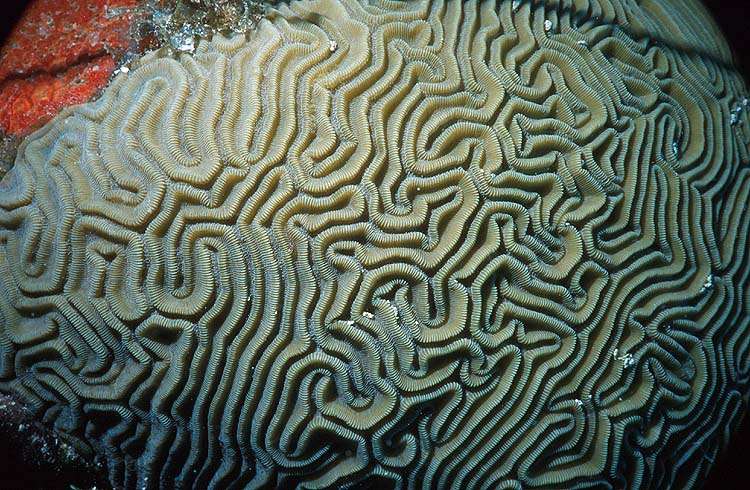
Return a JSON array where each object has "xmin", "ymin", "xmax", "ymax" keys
[{"xmin": 1, "ymin": 0, "xmax": 749, "ymax": 488}]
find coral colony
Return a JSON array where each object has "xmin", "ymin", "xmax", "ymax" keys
[{"xmin": 1, "ymin": 1, "xmax": 750, "ymax": 488}]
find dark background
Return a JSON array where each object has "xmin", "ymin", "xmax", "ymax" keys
[{"xmin": 1, "ymin": 1, "xmax": 750, "ymax": 489}]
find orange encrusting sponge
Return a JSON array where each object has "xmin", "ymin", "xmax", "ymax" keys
[{"xmin": 0, "ymin": 0, "xmax": 138, "ymax": 136}]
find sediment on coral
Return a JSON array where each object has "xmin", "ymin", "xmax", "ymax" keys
[{"xmin": 1, "ymin": 0, "xmax": 749, "ymax": 488}]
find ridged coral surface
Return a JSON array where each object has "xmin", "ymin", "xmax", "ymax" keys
[{"xmin": 1, "ymin": 0, "xmax": 750, "ymax": 488}]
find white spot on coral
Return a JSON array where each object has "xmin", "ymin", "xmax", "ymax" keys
[
  {"xmin": 170, "ymin": 26, "xmax": 196, "ymax": 53},
  {"xmin": 613, "ymin": 349, "xmax": 635, "ymax": 368},
  {"xmin": 622, "ymin": 353, "xmax": 635, "ymax": 369},
  {"xmin": 730, "ymin": 105, "xmax": 743, "ymax": 126},
  {"xmin": 363, "ymin": 311, "xmax": 374, "ymax": 319},
  {"xmin": 329, "ymin": 40, "xmax": 338, "ymax": 52}
]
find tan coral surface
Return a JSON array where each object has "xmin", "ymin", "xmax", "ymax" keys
[{"xmin": 1, "ymin": 0, "xmax": 750, "ymax": 488}]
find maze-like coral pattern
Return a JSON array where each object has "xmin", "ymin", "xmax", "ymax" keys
[{"xmin": 2, "ymin": 0, "xmax": 750, "ymax": 488}]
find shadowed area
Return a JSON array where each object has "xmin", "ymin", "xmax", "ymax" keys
[{"xmin": 0, "ymin": 393, "xmax": 109, "ymax": 488}]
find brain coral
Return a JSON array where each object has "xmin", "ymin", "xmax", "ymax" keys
[{"xmin": 1, "ymin": 0, "xmax": 750, "ymax": 488}]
